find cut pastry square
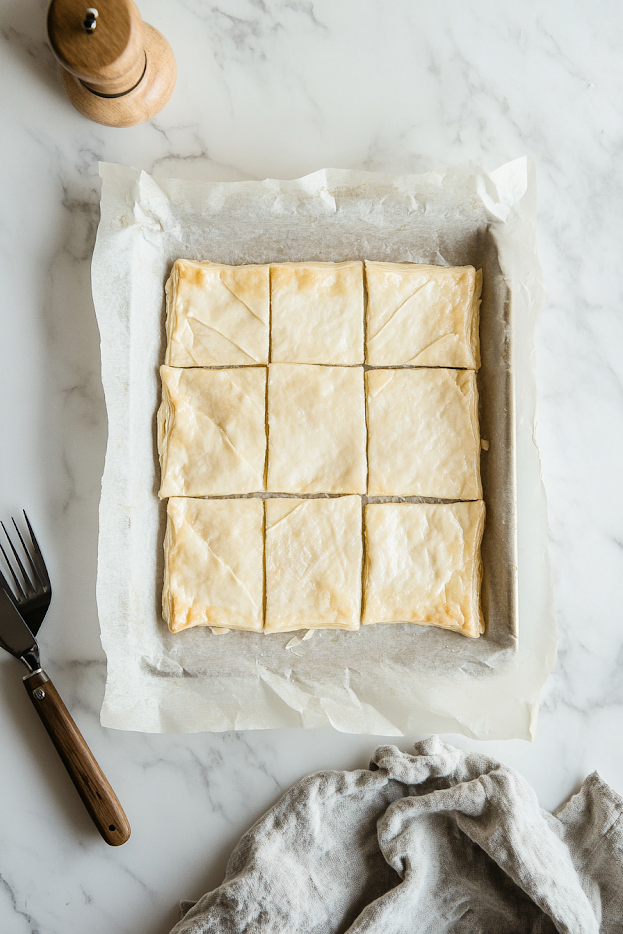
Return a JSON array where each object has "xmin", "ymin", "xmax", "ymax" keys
[
  {"xmin": 165, "ymin": 259, "xmax": 270, "ymax": 366},
  {"xmin": 163, "ymin": 497, "xmax": 264, "ymax": 633},
  {"xmin": 365, "ymin": 262, "xmax": 481, "ymax": 368},
  {"xmin": 362, "ymin": 501, "xmax": 485, "ymax": 637},
  {"xmin": 265, "ymin": 496, "xmax": 363, "ymax": 632},
  {"xmin": 266, "ymin": 364, "xmax": 367, "ymax": 494},
  {"xmin": 158, "ymin": 366, "xmax": 267, "ymax": 497},
  {"xmin": 366, "ymin": 368, "xmax": 482, "ymax": 499},
  {"xmin": 270, "ymin": 262, "xmax": 364, "ymax": 364}
]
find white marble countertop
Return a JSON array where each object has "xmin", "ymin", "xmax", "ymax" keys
[{"xmin": 1, "ymin": 2, "xmax": 622, "ymax": 931}]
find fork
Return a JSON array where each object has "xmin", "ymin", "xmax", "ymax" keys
[{"xmin": 0, "ymin": 513, "xmax": 131, "ymax": 846}]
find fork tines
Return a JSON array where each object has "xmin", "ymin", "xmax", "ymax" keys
[{"xmin": 0, "ymin": 511, "xmax": 50, "ymax": 604}]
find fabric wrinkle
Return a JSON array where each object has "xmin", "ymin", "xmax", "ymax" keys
[{"xmin": 170, "ymin": 740, "xmax": 619, "ymax": 934}]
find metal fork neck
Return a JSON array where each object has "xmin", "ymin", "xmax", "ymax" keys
[{"xmin": 20, "ymin": 646, "xmax": 41, "ymax": 674}]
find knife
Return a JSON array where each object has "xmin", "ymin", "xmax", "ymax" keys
[{"xmin": 0, "ymin": 585, "xmax": 38, "ymax": 668}]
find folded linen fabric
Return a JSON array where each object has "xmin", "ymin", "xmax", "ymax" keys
[{"xmin": 171, "ymin": 737, "xmax": 623, "ymax": 934}]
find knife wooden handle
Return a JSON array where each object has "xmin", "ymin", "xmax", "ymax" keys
[{"xmin": 23, "ymin": 670, "xmax": 131, "ymax": 846}]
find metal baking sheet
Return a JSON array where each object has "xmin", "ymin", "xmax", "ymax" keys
[
  {"xmin": 152, "ymin": 207, "xmax": 518, "ymax": 654},
  {"xmin": 93, "ymin": 161, "xmax": 554, "ymax": 738}
]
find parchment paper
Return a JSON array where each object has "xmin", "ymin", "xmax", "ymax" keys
[{"xmin": 93, "ymin": 159, "xmax": 556, "ymax": 739}]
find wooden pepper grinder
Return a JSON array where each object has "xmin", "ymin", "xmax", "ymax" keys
[{"xmin": 47, "ymin": 0, "xmax": 176, "ymax": 127}]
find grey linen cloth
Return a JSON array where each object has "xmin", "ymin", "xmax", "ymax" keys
[{"xmin": 171, "ymin": 737, "xmax": 623, "ymax": 934}]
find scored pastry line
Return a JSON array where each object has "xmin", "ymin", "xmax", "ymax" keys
[
  {"xmin": 268, "ymin": 265, "xmax": 274, "ymax": 363},
  {"xmin": 366, "ymin": 368, "xmax": 395, "ymax": 398},
  {"xmin": 268, "ymin": 362, "xmax": 363, "ymax": 367},
  {"xmin": 265, "ymin": 268, "xmax": 273, "ymax": 486},
  {"xmin": 363, "ymin": 369, "xmax": 371, "ymax": 500},
  {"xmin": 365, "ymin": 495, "xmax": 481, "ymax": 504},
  {"xmin": 193, "ymin": 409, "xmax": 264, "ymax": 485},
  {"xmin": 219, "ymin": 367, "xmax": 268, "ymax": 410},
  {"xmin": 264, "ymin": 500, "xmax": 304, "ymax": 532},
  {"xmin": 360, "ymin": 496, "xmax": 366, "ymax": 625},
  {"xmin": 363, "ymin": 261, "xmax": 369, "ymax": 365},
  {"xmin": 362, "ymin": 271, "xmax": 370, "ymax": 502},
  {"xmin": 184, "ymin": 520, "xmax": 260, "ymax": 610},
  {"xmin": 182, "ymin": 492, "xmax": 481, "ymax": 504},
  {"xmin": 220, "ymin": 280, "xmax": 268, "ymax": 327},
  {"xmin": 401, "ymin": 335, "xmax": 460, "ymax": 365},
  {"xmin": 358, "ymin": 263, "xmax": 366, "ymax": 369},
  {"xmin": 182, "ymin": 316, "xmax": 259, "ymax": 363},
  {"xmin": 263, "ymin": 370, "xmax": 270, "ymax": 491},
  {"xmin": 298, "ymin": 550, "xmax": 329, "ymax": 582},
  {"xmin": 176, "ymin": 364, "xmax": 267, "ymax": 370},
  {"xmin": 368, "ymin": 280, "xmax": 429, "ymax": 341},
  {"xmin": 261, "ymin": 500, "xmax": 267, "ymax": 628},
  {"xmin": 364, "ymin": 364, "xmax": 473, "ymax": 371}
]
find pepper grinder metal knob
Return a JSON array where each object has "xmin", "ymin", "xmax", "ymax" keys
[
  {"xmin": 47, "ymin": 0, "xmax": 176, "ymax": 127},
  {"xmin": 83, "ymin": 8, "xmax": 98, "ymax": 32}
]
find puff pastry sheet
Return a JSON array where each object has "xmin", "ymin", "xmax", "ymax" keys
[
  {"xmin": 267, "ymin": 364, "xmax": 367, "ymax": 494},
  {"xmin": 265, "ymin": 496, "xmax": 362, "ymax": 632},
  {"xmin": 366, "ymin": 368, "xmax": 482, "ymax": 499},
  {"xmin": 163, "ymin": 497, "xmax": 264, "ymax": 633},
  {"xmin": 363, "ymin": 501, "xmax": 485, "ymax": 637},
  {"xmin": 165, "ymin": 259, "xmax": 270, "ymax": 366},
  {"xmin": 365, "ymin": 262, "xmax": 481, "ymax": 368},
  {"xmin": 270, "ymin": 262, "xmax": 364, "ymax": 365},
  {"xmin": 158, "ymin": 366, "xmax": 267, "ymax": 497}
]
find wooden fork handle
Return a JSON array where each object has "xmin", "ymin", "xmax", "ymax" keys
[{"xmin": 23, "ymin": 669, "xmax": 131, "ymax": 846}]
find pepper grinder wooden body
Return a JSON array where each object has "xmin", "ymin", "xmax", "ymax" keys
[{"xmin": 47, "ymin": 0, "xmax": 176, "ymax": 127}]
